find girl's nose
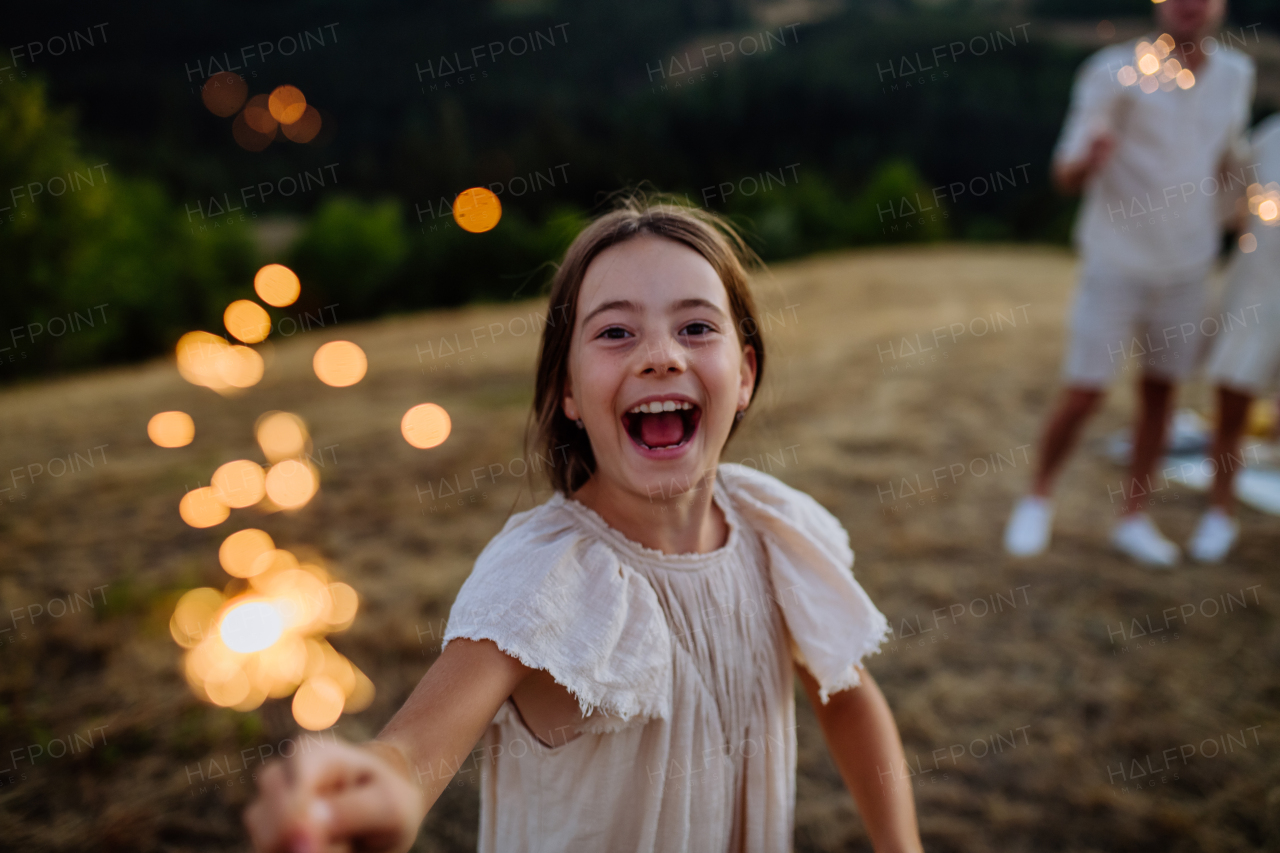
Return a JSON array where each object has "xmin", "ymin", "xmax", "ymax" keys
[{"xmin": 639, "ymin": 335, "xmax": 686, "ymax": 375}]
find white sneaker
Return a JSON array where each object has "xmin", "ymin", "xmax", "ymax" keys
[
  {"xmin": 1003, "ymin": 496, "xmax": 1054, "ymax": 556},
  {"xmin": 1111, "ymin": 513, "xmax": 1179, "ymax": 568},
  {"xmin": 1187, "ymin": 508, "xmax": 1238, "ymax": 563}
]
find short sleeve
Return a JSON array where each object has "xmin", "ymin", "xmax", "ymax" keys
[
  {"xmin": 718, "ymin": 463, "xmax": 890, "ymax": 703},
  {"xmin": 1255, "ymin": 114, "xmax": 1280, "ymax": 179},
  {"xmin": 1226, "ymin": 55, "xmax": 1258, "ymax": 169},
  {"xmin": 1054, "ymin": 46, "xmax": 1126, "ymax": 168},
  {"xmin": 442, "ymin": 502, "xmax": 672, "ymax": 722}
]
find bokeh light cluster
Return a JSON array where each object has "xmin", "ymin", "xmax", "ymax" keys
[
  {"xmin": 170, "ymin": 531, "xmax": 372, "ymax": 729},
  {"xmin": 151, "ymin": 263, "xmax": 456, "ymax": 730},
  {"xmin": 201, "ymin": 73, "xmax": 323, "ymax": 151},
  {"xmin": 1238, "ymin": 180, "xmax": 1280, "ymax": 253},
  {"xmin": 1117, "ymin": 34, "xmax": 1195, "ymax": 93}
]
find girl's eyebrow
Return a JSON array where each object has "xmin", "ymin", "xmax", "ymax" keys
[
  {"xmin": 671, "ymin": 297, "xmax": 727, "ymax": 318},
  {"xmin": 581, "ymin": 297, "xmax": 726, "ymax": 326},
  {"xmin": 581, "ymin": 299, "xmax": 638, "ymax": 326}
]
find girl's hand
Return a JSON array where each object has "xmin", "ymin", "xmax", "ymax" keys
[
  {"xmin": 243, "ymin": 738, "xmax": 426, "ymax": 853},
  {"xmin": 244, "ymin": 639, "xmax": 533, "ymax": 852}
]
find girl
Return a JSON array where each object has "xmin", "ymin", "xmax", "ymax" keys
[
  {"xmin": 244, "ymin": 195, "xmax": 923, "ymax": 853},
  {"xmin": 1190, "ymin": 112, "xmax": 1280, "ymax": 562}
]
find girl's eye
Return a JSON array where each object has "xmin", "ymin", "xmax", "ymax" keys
[
  {"xmin": 682, "ymin": 322, "xmax": 715, "ymax": 336},
  {"xmin": 598, "ymin": 326, "xmax": 631, "ymax": 340}
]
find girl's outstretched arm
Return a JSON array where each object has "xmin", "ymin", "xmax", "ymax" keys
[
  {"xmin": 244, "ymin": 638, "xmax": 530, "ymax": 853},
  {"xmin": 797, "ymin": 664, "xmax": 924, "ymax": 853}
]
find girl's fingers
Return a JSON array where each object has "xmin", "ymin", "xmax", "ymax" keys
[
  {"xmin": 244, "ymin": 762, "xmax": 296, "ymax": 851},
  {"xmin": 322, "ymin": 781, "xmax": 417, "ymax": 852},
  {"xmin": 246, "ymin": 742, "xmax": 414, "ymax": 853},
  {"xmin": 290, "ymin": 741, "xmax": 385, "ymax": 798}
]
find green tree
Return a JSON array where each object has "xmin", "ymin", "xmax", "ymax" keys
[
  {"xmin": 0, "ymin": 76, "xmax": 256, "ymax": 379},
  {"xmin": 287, "ymin": 196, "xmax": 411, "ymax": 316}
]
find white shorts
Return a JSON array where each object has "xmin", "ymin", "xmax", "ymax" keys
[
  {"xmin": 1062, "ymin": 263, "xmax": 1210, "ymax": 388},
  {"xmin": 1204, "ymin": 236, "xmax": 1280, "ymax": 396}
]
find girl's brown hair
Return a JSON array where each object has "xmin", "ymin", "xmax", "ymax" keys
[{"xmin": 526, "ymin": 191, "xmax": 767, "ymax": 495}]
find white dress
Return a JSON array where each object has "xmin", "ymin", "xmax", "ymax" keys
[
  {"xmin": 441, "ymin": 462, "xmax": 889, "ymax": 853},
  {"xmin": 1206, "ymin": 113, "xmax": 1280, "ymax": 395}
]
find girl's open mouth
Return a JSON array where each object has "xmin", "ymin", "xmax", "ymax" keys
[{"xmin": 621, "ymin": 400, "xmax": 701, "ymax": 452}]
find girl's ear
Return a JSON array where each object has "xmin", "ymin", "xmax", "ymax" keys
[
  {"xmin": 562, "ymin": 374, "xmax": 580, "ymax": 422},
  {"xmin": 738, "ymin": 343, "xmax": 758, "ymax": 411}
]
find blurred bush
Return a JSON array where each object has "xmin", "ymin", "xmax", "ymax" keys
[
  {"xmin": 288, "ymin": 196, "xmax": 586, "ymax": 316},
  {"xmin": 718, "ymin": 159, "xmax": 949, "ymax": 259},
  {"xmin": 0, "ymin": 77, "xmax": 256, "ymax": 379},
  {"xmin": 287, "ymin": 196, "xmax": 410, "ymax": 317}
]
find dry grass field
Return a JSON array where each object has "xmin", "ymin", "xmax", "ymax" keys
[{"xmin": 0, "ymin": 245, "xmax": 1276, "ymax": 852}]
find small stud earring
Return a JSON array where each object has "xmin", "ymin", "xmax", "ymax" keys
[
  {"xmin": 734, "ymin": 410, "xmax": 744, "ymax": 422},
  {"xmin": 575, "ymin": 418, "xmax": 584, "ymax": 429}
]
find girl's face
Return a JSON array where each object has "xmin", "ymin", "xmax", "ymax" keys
[{"xmin": 563, "ymin": 234, "xmax": 756, "ymax": 500}]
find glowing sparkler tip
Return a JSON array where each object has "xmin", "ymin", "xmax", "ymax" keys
[{"xmin": 220, "ymin": 600, "xmax": 286, "ymax": 653}]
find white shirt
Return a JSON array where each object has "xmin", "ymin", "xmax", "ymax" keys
[
  {"xmin": 1231, "ymin": 113, "xmax": 1280, "ymax": 281},
  {"xmin": 1204, "ymin": 113, "xmax": 1280, "ymax": 393},
  {"xmin": 1054, "ymin": 38, "xmax": 1254, "ymax": 277},
  {"xmin": 442, "ymin": 463, "xmax": 889, "ymax": 853}
]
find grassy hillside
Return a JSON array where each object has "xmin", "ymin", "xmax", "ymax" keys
[{"xmin": 0, "ymin": 246, "xmax": 1275, "ymax": 851}]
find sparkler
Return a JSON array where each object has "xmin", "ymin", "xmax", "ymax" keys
[
  {"xmin": 1238, "ymin": 181, "xmax": 1280, "ymax": 254},
  {"xmin": 155, "ymin": 183, "xmax": 487, "ymax": 727},
  {"xmin": 154, "ymin": 262, "xmax": 452, "ymax": 730},
  {"xmin": 1116, "ymin": 34, "xmax": 1196, "ymax": 93}
]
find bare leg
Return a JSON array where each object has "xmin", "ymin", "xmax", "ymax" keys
[
  {"xmin": 1209, "ymin": 385, "xmax": 1253, "ymax": 512},
  {"xmin": 1124, "ymin": 375, "xmax": 1175, "ymax": 516},
  {"xmin": 1031, "ymin": 386, "xmax": 1106, "ymax": 497}
]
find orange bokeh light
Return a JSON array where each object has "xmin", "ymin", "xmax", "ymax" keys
[
  {"xmin": 345, "ymin": 666, "xmax": 375, "ymax": 713},
  {"xmin": 177, "ymin": 331, "xmax": 232, "ymax": 390},
  {"xmin": 224, "ymin": 300, "xmax": 272, "ymax": 344},
  {"xmin": 401, "ymin": 403, "xmax": 451, "ymax": 449},
  {"xmin": 268, "ymin": 86, "xmax": 307, "ymax": 124},
  {"xmin": 202, "ymin": 71, "xmax": 248, "ymax": 117},
  {"xmin": 249, "ymin": 548, "xmax": 302, "ymax": 588},
  {"xmin": 293, "ymin": 675, "xmax": 345, "ymax": 730},
  {"xmin": 215, "ymin": 345, "xmax": 265, "ymax": 389},
  {"xmin": 452, "ymin": 187, "xmax": 502, "ymax": 233},
  {"xmin": 206, "ymin": 669, "xmax": 252, "ymax": 707},
  {"xmin": 326, "ymin": 582, "xmax": 359, "ymax": 628},
  {"xmin": 180, "ymin": 486, "xmax": 231, "ymax": 528},
  {"xmin": 148, "ymin": 411, "xmax": 195, "ymax": 448},
  {"xmin": 256, "ymin": 411, "xmax": 310, "ymax": 462},
  {"xmin": 219, "ymin": 529, "xmax": 276, "ymax": 578},
  {"xmin": 265, "ymin": 459, "xmax": 319, "ymax": 509},
  {"xmin": 254, "ymin": 264, "xmax": 301, "ymax": 307},
  {"xmin": 281, "ymin": 106, "xmax": 322, "ymax": 143},
  {"xmin": 212, "ymin": 460, "xmax": 267, "ymax": 509},
  {"xmin": 243, "ymin": 94, "xmax": 278, "ymax": 134},
  {"xmin": 232, "ymin": 111, "xmax": 276, "ymax": 152},
  {"xmin": 259, "ymin": 568, "xmax": 330, "ymax": 631},
  {"xmin": 171, "ymin": 587, "xmax": 225, "ymax": 648},
  {"xmin": 313, "ymin": 341, "xmax": 367, "ymax": 387}
]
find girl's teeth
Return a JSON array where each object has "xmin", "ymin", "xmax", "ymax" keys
[{"xmin": 628, "ymin": 400, "xmax": 693, "ymax": 414}]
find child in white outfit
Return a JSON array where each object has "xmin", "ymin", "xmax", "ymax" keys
[
  {"xmin": 1189, "ymin": 112, "xmax": 1280, "ymax": 561},
  {"xmin": 243, "ymin": 196, "xmax": 922, "ymax": 853}
]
